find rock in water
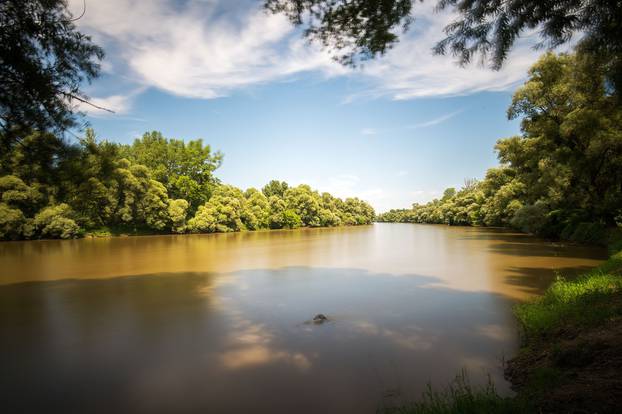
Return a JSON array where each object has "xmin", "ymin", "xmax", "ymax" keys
[{"xmin": 313, "ymin": 314, "xmax": 328, "ymax": 323}]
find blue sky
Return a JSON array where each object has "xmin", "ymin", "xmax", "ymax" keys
[{"xmin": 69, "ymin": 0, "xmax": 546, "ymax": 211}]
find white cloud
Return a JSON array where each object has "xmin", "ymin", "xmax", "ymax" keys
[
  {"xmin": 69, "ymin": 0, "xmax": 549, "ymax": 111},
  {"xmin": 69, "ymin": 0, "xmax": 345, "ymax": 102},
  {"xmin": 352, "ymin": 2, "xmax": 543, "ymax": 100},
  {"xmin": 76, "ymin": 88, "xmax": 145, "ymax": 117},
  {"xmin": 396, "ymin": 170, "xmax": 408, "ymax": 177}
]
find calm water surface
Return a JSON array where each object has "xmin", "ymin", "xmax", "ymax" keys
[{"xmin": 0, "ymin": 223, "xmax": 606, "ymax": 413}]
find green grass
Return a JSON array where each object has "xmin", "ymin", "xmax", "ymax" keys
[
  {"xmin": 514, "ymin": 249, "xmax": 622, "ymax": 338},
  {"xmin": 382, "ymin": 242, "xmax": 622, "ymax": 414},
  {"xmin": 380, "ymin": 371, "xmax": 528, "ymax": 414}
]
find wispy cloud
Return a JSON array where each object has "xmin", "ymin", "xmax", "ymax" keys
[
  {"xmin": 349, "ymin": 2, "xmax": 544, "ymax": 101},
  {"xmin": 69, "ymin": 0, "xmax": 550, "ymax": 112},
  {"xmin": 69, "ymin": 0, "xmax": 345, "ymax": 103},
  {"xmin": 396, "ymin": 170, "xmax": 408, "ymax": 177},
  {"xmin": 407, "ymin": 109, "xmax": 463, "ymax": 128},
  {"xmin": 358, "ymin": 109, "xmax": 463, "ymax": 136}
]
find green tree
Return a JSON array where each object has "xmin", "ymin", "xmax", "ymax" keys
[
  {"xmin": 262, "ymin": 180, "xmax": 289, "ymax": 198},
  {"xmin": 0, "ymin": 131, "xmax": 77, "ymax": 197},
  {"xmin": 113, "ymin": 160, "xmax": 170, "ymax": 230},
  {"xmin": 188, "ymin": 185, "xmax": 246, "ymax": 233},
  {"xmin": 267, "ymin": 195, "xmax": 301, "ymax": 229},
  {"xmin": 340, "ymin": 197, "xmax": 375, "ymax": 225},
  {"xmin": 0, "ymin": 126, "xmax": 377, "ymax": 239},
  {"xmin": 502, "ymin": 52, "xmax": 622, "ymax": 226},
  {"xmin": 61, "ymin": 129, "xmax": 122, "ymax": 227},
  {"xmin": 124, "ymin": 131, "xmax": 223, "ymax": 210},
  {"xmin": 284, "ymin": 184, "xmax": 322, "ymax": 227},
  {"xmin": 0, "ymin": 175, "xmax": 43, "ymax": 215},
  {"xmin": 378, "ymin": 51, "xmax": 622, "ymax": 239},
  {"xmin": 0, "ymin": 202, "xmax": 26, "ymax": 240},
  {"xmin": 243, "ymin": 188, "xmax": 270, "ymax": 230},
  {"xmin": 168, "ymin": 199, "xmax": 189, "ymax": 233},
  {"xmin": 282, "ymin": 209, "xmax": 303, "ymax": 229},
  {"xmin": 32, "ymin": 203, "xmax": 80, "ymax": 239}
]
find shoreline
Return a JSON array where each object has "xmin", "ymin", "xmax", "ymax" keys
[
  {"xmin": 0, "ymin": 223, "xmax": 376, "ymax": 243},
  {"xmin": 383, "ymin": 240, "xmax": 622, "ymax": 413}
]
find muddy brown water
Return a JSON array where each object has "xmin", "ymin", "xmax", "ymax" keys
[{"xmin": 0, "ymin": 223, "xmax": 607, "ymax": 413}]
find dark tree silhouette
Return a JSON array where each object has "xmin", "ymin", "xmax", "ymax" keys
[
  {"xmin": 265, "ymin": 0, "xmax": 622, "ymax": 89},
  {"xmin": 0, "ymin": 0, "xmax": 105, "ymax": 139}
]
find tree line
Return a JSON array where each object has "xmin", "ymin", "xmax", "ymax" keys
[
  {"xmin": 377, "ymin": 51, "xmax": 622, "ymax": 244},
  {"xmin": 0, "ymin": 130, "xmax": 374, "ymax": 240}
]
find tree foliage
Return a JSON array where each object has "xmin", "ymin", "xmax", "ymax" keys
[
  {"xmin": 265, "ymin": 0, "xmax": 414, "ymax": 66},
  {"xmin": 32, "ymin": 203, "xmax": 80, "ymax": 239},
  {"xmin": 0, "ymin": 128, "xmax": 374, "ymax": 240},
  {"xmin": 0, "ymin": 0, "xmax": 104, "ymax": 137},
  {"xmin": 186, "ymin": 183, "xmax": 374, "ymax": 234},
  {"xmin": 262, "ymin": 180, "xmax": 289, "ymax": 198},
  {"xmin": 266, "ymin": 0, "xmax": 622, "ymax": 93},
  {"xmin": 121, "ymin": 131, "xmax": 223, "ymax": 210},
  {"xmin": 378, "ymin": 51, "xmax": 622, "ymax": 242}
]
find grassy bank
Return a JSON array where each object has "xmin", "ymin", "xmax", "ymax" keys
[
  {"xmin": 382, "ymin": 240, "xmax": 622, "ymax": 414},
  {"xmin": 504, "ymin": 246, "xmax": 622, "ymax": 413}
]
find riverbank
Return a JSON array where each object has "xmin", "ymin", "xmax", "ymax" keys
[
  {"xmin": 79, "ymin": 223, "xmax": 372, "ymax": 239},
  {"xmin": 505, "ymin": 245, "xmax": 622, "ymax": 413},
  {"xmin": 384, "ymin": 238, "xmax": 622, "ymax": 413}
]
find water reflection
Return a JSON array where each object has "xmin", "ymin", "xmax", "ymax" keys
[
  {"xmin": 0, "ymin": 224, "xmax": 608, "ymax": 413},
  {"xmin": 1, "ymin": 268, "xmax": 520, "ymax": 414},
  {"xmin": 0, "ymin": 224, "xmax": 606, "ymax": 302}
]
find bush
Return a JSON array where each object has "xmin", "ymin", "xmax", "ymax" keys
[
  {"xmin": 33, "ymin": 204, "xmax": 82, "ymax": 239},
  {"xmin": 186, "ymin": 204, "xmax": 217, "ymax": 233},
  {"xmin": 168, "ymin": 199, "xmax": 189, "ymax": 233},
  {"xmin": 511, "ymin": 204, "xmax": 548, "ymax": 234},
  {"xmin": 282, "ymin": 209, "xmax": 302, "ymax": 229},
  {"xmin": 561, "ymin": 222, "xmax": 608, "ymax": 245},
  {"xmin": 0, "ymin": 203, "xmax": 26, "ymax": 240},
  {"xmin": 0, "ymin": 175, "xmax": 43, "ymax": 215}
]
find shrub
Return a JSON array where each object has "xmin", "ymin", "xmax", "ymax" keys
[
  {"xmin": 168, "ymin": 199, "xmax": 189, "ymax": 233},
  {"xmin": 0, "ymin": 203, "xmax": 26, "ymax": 240},
  {"xmin": 561, "ymin": 222, "xmax": 608, "ymax": 245},
  {"xmin": 281, "ymin": 209, "xmax": 302, "ymax": 229},
  {"xmin": 510, "ymin": 203, "xmax": 548, "ymax": 235},
  {"xmin": 186, "ymin": 204, "xmax": 217, "ymax": 233},
  {"xmin": 33, "ymin": 204, "xmax": 81, "ymax": 239}
]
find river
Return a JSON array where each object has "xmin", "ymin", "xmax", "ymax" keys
[{"xmin": 0, "ymin": 223, "xmax": 606, "ymax": 413}]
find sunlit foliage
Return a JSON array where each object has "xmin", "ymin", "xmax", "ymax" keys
[
  {"xmin": 0, "ymin": 128, "xmax": 374, "ymax": 240},
  {"xmin": 378, "ymin": 51, "xmax": 622, "ymax": 242},
  {"xmin": 121, "ymin": 131, "xmax": 223, "ymax": 211}
]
